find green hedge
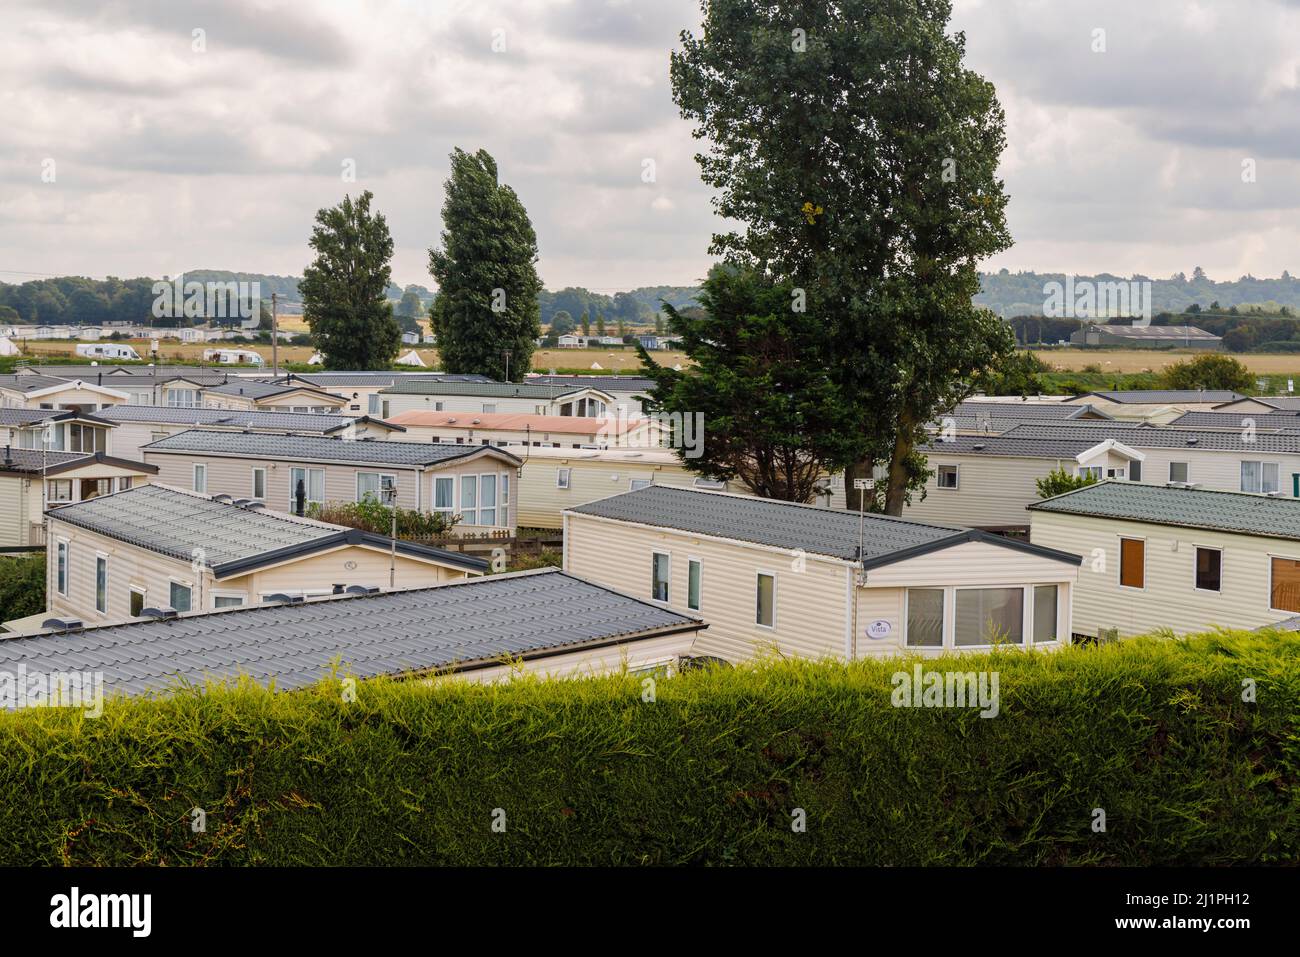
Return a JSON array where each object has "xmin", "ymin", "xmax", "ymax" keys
[{"xmin": 0, "ymin": 630, "xmax": 1296, "ymax": 865}]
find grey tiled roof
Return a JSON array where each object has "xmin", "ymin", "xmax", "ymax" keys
[
  {"xmin": 571, "ymin": 485, "xmax": 942, "ymax": 561},
  {"xmin": 0, "ymin": 570, "xmax": 703, "ymax": 699},
  {"xmin": 204, "ymin": 380, "xmax": 340, "ymax": 400},
  {"xmin": 1004, "ymin": 422, "xmax": 1300, "ymax": 453},
  {"xmin": 0, "ymin": 374, "xmax": 85, "ymax": 392},
  {"xmin": 381, "ymin": 379, "xmax": 608, "ymax": 398},
  {"xmin": 45, "ymin": 483, "xmax": 483, "ymax": 575},
  {"xmin": 1239, "ymin": 396, "xmax": 1300, "ymax": 411},
  {"xmin": 142, "ymin": 429, "xmax": 521, "ymax": 467},
  {"xmin": 953, "ymin": 401, "xmax": 1108, "ymax": 420},
  {"xmin": 48, "ymin": 484, "xmax": 342, "ymax": 565},
  {"xmin": 1168, "ymin": 411, "xmax": 1300, "ymax": 431},
  {"xmin": 1028, "ymin": 480, "xmax": 1300, "ymax": 540},
  {"xmin": 25, "ymin": 365, "xmax": 234, "ymax": 383},
  {"xmin": 97, "ymin": 406, "xmax": 352, "ymax": 431},
  {"xmin": 281, "ymin": 372, "xmax": 491, "ymax": 387},
  {"xmin": 1076, "ymin": 390, "xmax": 1245, "ymax": 404},
  {"xmin": 526, "ymin": 375, "xmax": 656, "ymax": 394},
  {"xmin": 0, "ymin": 408, "xmax": 67, "ymax": 426},
  {"xmin": 921, "ymin": 434, "xmax": 1102, "ymax": 459},
  {"xmin": 569, "ymin": 486, "xmax": 1082, "ymax": 567},
  {"xmin": 0, "ymin": 449, "xmax": 96, "ymax": 473}
]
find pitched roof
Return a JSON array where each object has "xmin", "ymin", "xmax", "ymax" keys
[
  {"xmin": 525, "ymin": 374, "xmax": 657, "ymax": 394},
  {"xmin": 1003, "ymin": 422, "xmax": 1300, "ymax": 454},
  {"xmin": 381, "ymin": 379, "xmax": 612, "ymax": 399},
  {"xmin": 204, "ymin": 380, "xmax": 344, "ymax": 401},
  {"xmin": 46, "ymin": 483, "xmax": 484, "ymax": 576},
  {"xmin": 279, "ymin": 372, "xmax": 492, "ymax": 387},
  {"xmin": 567, "ymin": 485, "xmax": 1081, "ymax": 568},
  {"xmin": 0, "ymin": 570, "xmax": 702, "ymax": 699},
  {"xmin": 96, "ymin": 406, "xmax": 354, "ymax": 431},
  {"xmin": 386, "ymin": 410, "xmax": 644, "ymax": 435},
  {"xmin": 0, "ymin": 373, "xmax": 84, "ymax": 392},
  {"xmin": 24, "ymin": 365, "xmax": 234, "ymax": 383},
  {"xmin": 141, "ymin": 429, "xmax": 523, "ymax": 467},
  {"xmin": 0, "ymin": 408, "xmax": 115, "ymax": 427},
  {"xmin": 1028, "ymin": 480, "xmax": 1300, "ymax": 540},
  {"xmin": 1168, "ymin": 411, "xmax": 1300, "ymax": 431},
  {"xmin": 1072, "ymin": 389, "xmax": 1244, "ymax": 404},
  {"xmin": 0, "ymin": 449, "xmax": 157, "ymax": 477}
]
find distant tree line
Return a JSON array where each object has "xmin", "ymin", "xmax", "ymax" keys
[{"xmin": 1010, "ymin": 308, "xmax": 1300, "ymax": 353}]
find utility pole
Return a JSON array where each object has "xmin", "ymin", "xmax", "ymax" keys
[
  {"xmin": 502, "ymin": 348, "xmax": 511, "ymax": 383},
  {"xmin": 271, "ymin": 292, "xmax": 279, "ymax": 377}
]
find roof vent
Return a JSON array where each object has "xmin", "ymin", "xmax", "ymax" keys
[
  {"xmin": 973, "ymin": 442, "xmax": 986, "ymax": 451},
  {"xmin": 344, "ymin": 585, "xmax": 379, "ymax": 595},
  {"xmin": 447, "ymin": 417, "xmax": 457, "ymax": 424},
  {"xmin": 243, "ymin": 501, "xmax": 266, "ymax": 511},
  {"xmin": 264, "ymin": 593, "xmax": 304, "ymax": 604},
  {"xmin": 210, "ymin": 493, "xmax": 233, "ymax": 504},
  {"xmin": 471, "ymin": 418, "xmax": 481, "ymax": 425},
  {"xmin": 41, "ymin": 617, "xmax": 83, "ymax": 633},
  {"xmin": 231, "ymin": 497, "xmax": 253, "ymax": 507},
  {"xmin": 140, "ymin": 606, "xmax": 178, "ymax": 620},
  {"xmin": 1186, "ymin": 437, "xmax": 1199, "ymax": 445}
]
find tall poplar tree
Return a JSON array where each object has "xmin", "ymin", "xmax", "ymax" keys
[
  {"xmin": 299, "ymin": 190, "xmax": 402, "ymax": 370},
  {"xmin": 671, "ymin": 0, "xmax": 1015, "ymax": 514},
  {"xmin": 428, "ymin": 148, "xmax": 542, "ymax": 381}
]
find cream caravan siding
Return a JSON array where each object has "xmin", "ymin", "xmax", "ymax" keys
[
  {"xmin": 850, "ymin": 541, "xmax": 1075, "ymax": 658},
  {"xmin": 441, "ymin": 629, "xmax": 702, "ymax": 684},
  {"xmin": 1131, "ymin": 447, "xmax": 1300, "ymax": 493},
  {"xmin": 46, "ymin": 518, "xmax": 192, "ymax": 623},
  {"xmin": 25, "ymin": 386, "xmax": 126, "ymax": 410},
  {"xmin": 1029, "ymin": 510, "xmax": 1297, "ymax": 637},
  {"xmin": 46, "ymin": 518, "xmax": 471, "ymax": 622},
  {"xmin": 517, "ymin": 454, "xmax": 747, "ymax": 528},
  {"xmin": 214, "ymin": 546, "xmax": 469, "ymax": 604},
  {"xmin": 563, "ymin": 512, "xmax": 851, "ymax": 663},
  {"xmin": 0, "ymin": 477, "xmax": 33, "ymax": 548},
  {"xmin": 384, "ymin": 394, "xmax": 549, "ymax": 417},
  {"xmin": 900, "ymin": 454, "xmax": 1061, "ymax": 528}
]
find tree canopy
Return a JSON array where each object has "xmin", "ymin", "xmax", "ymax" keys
[
  {"xmin": 428, "ymin": 148, "xmax": 542, "ymax": 381},
  {"xmin": 299, "ymin": 190, "xmax": 402, "ymax": 370}
]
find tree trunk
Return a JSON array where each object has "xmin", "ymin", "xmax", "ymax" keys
[
  {"xmin": 844, "ymin": 459, "xmax": 873, "ymax": 512},
  {"xmin": 883, "ymin": 415, "xmax": 917, "ymax": 516}
]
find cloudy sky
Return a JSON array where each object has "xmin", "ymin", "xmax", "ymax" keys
[{"xmin": 1, "ymin": 0, "xmax": 1298, "ymax": 291}]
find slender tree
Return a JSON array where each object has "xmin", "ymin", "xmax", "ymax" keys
[
  {"xmin": 640, "ymin": 265, "xmax": 857, "ymax": 501},
  {"xmin": 299, "ymin": 190, "xmax": 401, "ymax": 370},
  {"xmin": 428, "ymin": 148, "xmax": 542, "ymax": 381},
  {"xmin": 672, "ymin": 0, "xmax": 1014, "ymax": 513}
]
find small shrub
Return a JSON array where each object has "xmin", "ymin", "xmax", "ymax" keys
[{"xmin": 307, "ymin": 499, "xmax": 459, "ymax": 538}]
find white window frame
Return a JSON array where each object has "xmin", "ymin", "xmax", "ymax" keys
[
  {"xmin": 755, "ymin": 570, "xmax": 777, "ymax": 630},
  {"xmin": 650, "ymin": 551, "xmax": 671, "ymax": 604},
  {"xmin": 1267, "ymin": 553, "xmax": 1300, "ymax": 615},
  {"xmin": 356, "ymin": 471, "xmax": 397, "ymax": 504},
  {"xmin": 1240, "ymin": 460, "xmax": 1279, "ymax": 494},
  {"xmin": 1169, "ymin": 461, "xmax": 1189, "ymax": 484},
  {"xmin": 936, "ymin": 464, "xmax": 959, "ymax": 490},
  {"xmin": 432, "ymin": 475, "xmax": 455, "ymax": 516},
  {"xmin": 251, "ymin": 467, "xmax": 267, "ymax": 501},
  {"xmin": 192, "ymin": 463, "xmax": 207, "ymax": 493},
  {"xmin": 904, "ymin": 586, "xmax": 947, "ymax": 649},
  {"xmin": 687, "ymin": 557, "xmax": 702, "ymax": 611},
  {"xmin": 94, "ymin": 553, "xmax": 108, "ymax": 614},
  {"xmin": 289, "ymin": 467, "xmax": 325, "ymax": 510},
  {"xmin": 211, "ymin": 590, "xmax": 248, "ymax": 610},
  {"xmin": 1118, "ymin": 535, "xmax": 1147, "ymax": 592},
  {"xmin": 128, "ymin": 584, "xmax": 147, "ymax": 618},
  {"xmin": 556, "ymin": 468, "xmax": 571, "ymax": 489},
  {"xmin": 630, "ymin": 478, "xmax": 652, "ymax": 491},
  {"xmin": 168, "ymin": 578, "xmax": 194, "ymax": 613},
  {"xmin": 1192, "ymin": 545, "xmax": 1223, "ymax": 595},
  {"xmin": 478, "ymin": 472, "xmax": 499, "ymax": 527},
  {"xmin": 55, "ymin": 538, "xmax": 69, "ymax": 596},
  {"xmin": 952, "ymin": 585, "xmax": 1027, "ymax": 648},
  {"xmin": 1030, "ymin": 584, "xmax": 1061, "ymax": 645},
  {"xmin": 1077, "ymin": 466, "xmax": 1103, "ymax": 481}
]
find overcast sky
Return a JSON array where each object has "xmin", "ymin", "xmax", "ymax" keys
[{"xmin": 2, "ymin": 0, "xmax": 1298, "ymax": 291}]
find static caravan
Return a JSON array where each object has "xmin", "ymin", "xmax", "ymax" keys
[
  {"xmin": 2, "ymin": 569, "xmax": 707, "ymax": 695},
  {"xmin": 74, "ymin": 342, "xmax": 142, "ymax": 361},
  {"xmin": 515, "ymin": 445, "xmax": 748, "ymax": 529},
  {"xmin": 1030, "ymin": 480, "xmax": 1300, "ymax": 639},
  {"xmin": 565, "ymin": 485, "xmax": 1080, "ymax": 664},
  {"xmin": 140, "ymin": 429, "xmax": 522, "ymax": 535},
  {"xmin": 39, "ymin": 483, "xmax": 485, "ymax": 627}
]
